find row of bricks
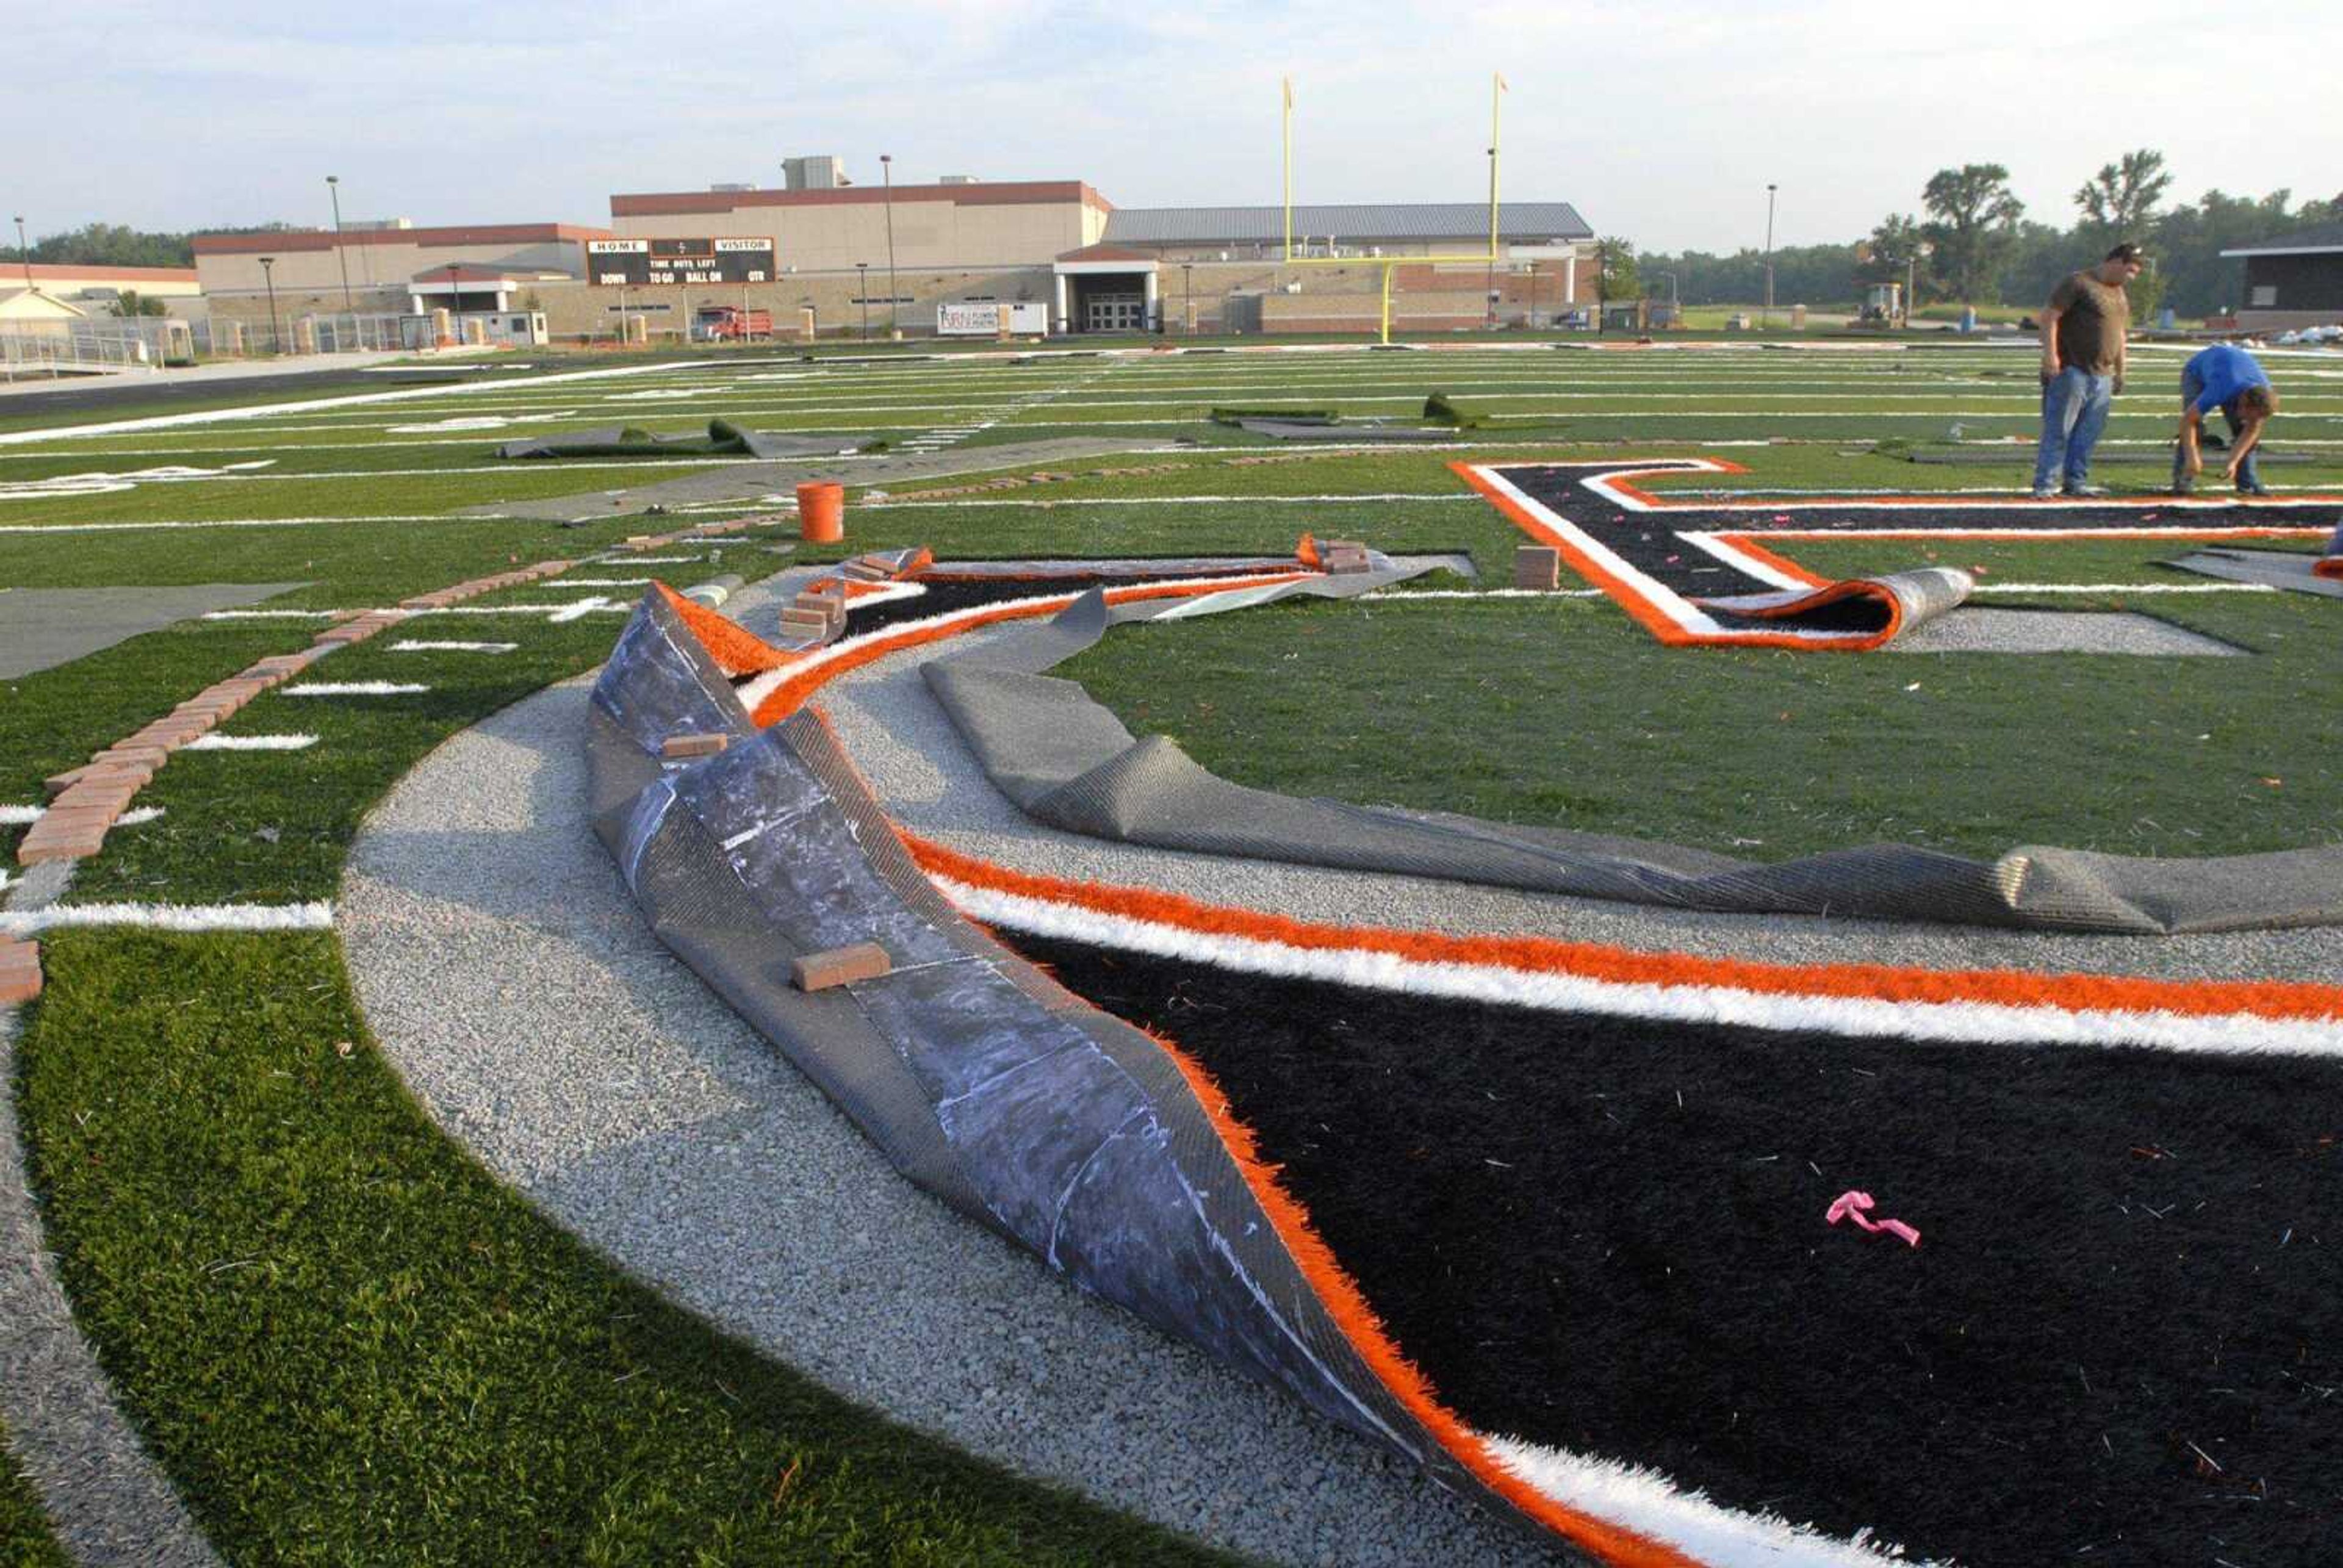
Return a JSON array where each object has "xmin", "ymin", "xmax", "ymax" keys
[
  {"xmin": 21, "ymin": 657, "xmax": 313, "ymax": 863},
  {"xmin": 18, "ymin": 547, "xmax": 610, "ymax": 868},
  {"xmin": 617, "ymin": 515, "xmax": 770, "ymax": 553},
  {"xmin": 0, "ymin": 938, "xmax": 38, "ymax": 1007},
  {"xmin": 399, "ymin": 559, "xmax": 572, "ymax": 610}
]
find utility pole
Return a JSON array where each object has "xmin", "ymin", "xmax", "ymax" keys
[
  {"xmin": 856, "ymin": 262, "xmax": 870, "ymax": 341},
  {"xmin": 326, "ymin": 175, "xmax": 355, "ymax": 333},
  {"xmin": 12, "ymin": 215, "xmax": 32, "ymax": 293},
  {"xmin": 446, "ymin": 261, "xmax": 462, "ymax": 347},
  {"xmin": 258, "ymin": 256, "xmax": 282, "ymax": 355},
  {"xmin": 1762, "ymin": 182, "xmax": 1778, "ymax": 329},
  {"xmin": 880, "ymin": 154, "xmax": 900, "ymax": 340}
]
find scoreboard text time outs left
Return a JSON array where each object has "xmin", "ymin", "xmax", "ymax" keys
[{"xmin": 586, "ymin": 238, "xmax": 777, "ymax": 286}]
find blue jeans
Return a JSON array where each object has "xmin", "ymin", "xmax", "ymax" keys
[
  {"xmin": 2033, "ymin": 367, "xmax": 2114, "ymax": 492},
  {"xmin": 2172, "ymin": 369, "xmax": 2262, "ymax": 491}
]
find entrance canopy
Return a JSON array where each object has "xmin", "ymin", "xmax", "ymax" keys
[{"xmin": 1053, "ymin": 243, "xmax": 1159, "ymax": 334}]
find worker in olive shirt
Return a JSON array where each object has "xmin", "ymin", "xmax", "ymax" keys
[
  {"xmin": 2032, "ymin": 242, "xmax": 2144, "ymax": 498},
  {"xmin": 2172, "ymin": 341, "xmax": 2278, "ymax": 496}
]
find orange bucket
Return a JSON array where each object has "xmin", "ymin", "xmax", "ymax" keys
[{"xmin": 796, "ymin": 481, "xmax": 845, "ymax": 543}]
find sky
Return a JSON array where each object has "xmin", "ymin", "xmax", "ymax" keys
[{"xmin": 14, "ymin": 1, "xmax": 2343, "ymax": 254}]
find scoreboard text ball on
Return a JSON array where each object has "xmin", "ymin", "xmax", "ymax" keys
[{"xmin": 587, "ymin": 238, "xmax": 777, "ymax": 287}]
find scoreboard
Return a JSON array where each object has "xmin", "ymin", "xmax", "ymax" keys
[{"xmin": 586, "ymin": 237, "xmax": 776, "ymax": 286}]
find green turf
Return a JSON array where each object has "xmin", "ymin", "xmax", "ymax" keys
[
  {"xmin": 1060, "ymin": 589, "xmax": 2343, "ymax": 863},
  {"xmin": 0, "ymin": 1415, "xmax": 70, "ymax": 1568},
  {"xmin": 14, "ymin": 932, "xmax": 1244, "ymax": 1568}
]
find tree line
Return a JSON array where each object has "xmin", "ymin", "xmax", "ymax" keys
[
  {"xmin": 1633, "ymin": 153, "xmax": 2338, "ymax": 317},
  {"xmin": 0, "ymin": 221, "xmax": 304, "ymax": 270}
]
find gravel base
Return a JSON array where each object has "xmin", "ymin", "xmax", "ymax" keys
[
  {"xmin": 1890, "ymin": 605, "xmax": 2242, "ymax": 655},
  {"xmin": 340, "ymin": 584, "xmax": 1564, "ymax": 1568}
]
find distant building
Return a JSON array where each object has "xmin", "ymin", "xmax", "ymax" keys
[
  {"xmin": 186, "ymin": 173, "xmax": 1597, "ymax": 343},
  {"xmin": 0, "ymin": 262, "xmax": 201, "ymax": 315},
  {"xmin": 2222, "ymin": 223, "xmax": 2343, "ymax": 332},
  {"xmin": 190, "ymin": 224, "xmax": 607, "ymax": 333}
]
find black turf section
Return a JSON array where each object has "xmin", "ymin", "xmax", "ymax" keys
[
  {"xmin": 1007, "ymin": 933, "xmax": 2343, "ymax": 1567},
  {"xmin": 1497, "ymin": 461, "xmax": 2297, "ymax": 625}
]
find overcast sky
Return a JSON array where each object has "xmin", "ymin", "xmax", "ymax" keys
[{"xmin": 16, "ymin": 1, "xmax": 2342, "ymax": 254}]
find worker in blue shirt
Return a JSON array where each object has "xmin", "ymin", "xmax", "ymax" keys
[{"xmin": 2173, "ymin": 343, "xmax": 2278, "ymax": 496}]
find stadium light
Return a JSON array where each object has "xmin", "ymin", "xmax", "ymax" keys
[
  {"xmin": 257, "ymin": 256, "xmax": 281, "ymax": 356},
  {"xmin": 856, "ymin": 262, "xmax": 870, "ymax": 342},
  {"xmin": 12, "ymin": 216, "xmax": 31, "ymax": 293},
  {"xmin": 326, "ymin": 176, "xmax": 355, "ymax": 322},
  {"xmin": 880, "ymin": 155, "xmax": 899, "ymax": 340}
]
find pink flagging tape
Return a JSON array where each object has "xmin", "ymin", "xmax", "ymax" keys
[{"xmin": 1825, "ymin": 1190, "xmax": 1921, "ymax": 1248}]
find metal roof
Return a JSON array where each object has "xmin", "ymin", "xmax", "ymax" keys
[
  {"xmin": 1102, "ymin": 202, "xmax": 1590, "ymax": 246},
  {"xmin": 2220, "ymin": 221, "xmax": 2343, "ymax": 258}
]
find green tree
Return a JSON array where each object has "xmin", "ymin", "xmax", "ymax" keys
[
  {"xmin": 1854, "ymin": 214, "xmax": 1935, "ymax": 307},
  {"xmin": 1597, "ymin": 237, "xmax": 1639, "ymax": 303},
  {"xmin": 2074, "ymin": 149, "xmax": 2172, "ymax": 242},
  {"xmin": 1920, "ymin": 164, "xmax": 2025, "ymax": 303},
  {"xmin": 109, "ymin": 290, "xmax": 171, "ymax": 318}
]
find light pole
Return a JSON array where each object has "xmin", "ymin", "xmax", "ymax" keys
[
  {"xmin": 1762, "ymin": 182, "xmax": 1778, "ymax": 329},
  {"xmin": 445, "ymin": 261, "xmax": 462, "ymax": 347},
  {"xmin": 12, "ymin": 215, "xmax": 32, "ymax": 293},
  {"xmin": 879, "ymin": 153, "xmax": 900, "ymax": 340},
  {"xmin": 856, "ymin": 262, "xmax": 870, "ymax": 341},
  {"xmin": 325, "ymin": 176, "xmax": 354, "ymax": 336},
  {"xmin": 257, "ymin": 256, "xmax": 282, "ymax": 355},
  {"xmin": 1485, "ymin": 144, "xmax": 1499, "ymax": 328},
  {"xmin": 1182, "ymin": 261, "xmax": 1193, "ymax": 336},
  {"xmin": 1904, "ymin": 240, "xmax": 1933, "ymax": 328},
  {"xmin": 1660, "ymin": 270, "xmax": 1679, "ymax": 323}
]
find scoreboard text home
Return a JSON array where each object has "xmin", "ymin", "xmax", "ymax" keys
[{"xmin": 587, "ymin": 237, "xmax": 777, "ymax": 286}]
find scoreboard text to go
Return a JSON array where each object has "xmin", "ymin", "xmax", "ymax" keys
[{"xmin": 586, "ymin": 237, "xmax": 777, "ymax": 286}]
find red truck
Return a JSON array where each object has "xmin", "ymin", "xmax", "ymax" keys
[{"xmin": 695, "ymin": 306, "xmax": 772, "ymax": 343}]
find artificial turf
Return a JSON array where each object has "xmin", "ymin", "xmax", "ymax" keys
[
  {"xmin": 13, "ymin": 932, "xmax": 1245, "ymax": 1568},
  {"xmin": 1060, "ymin": 587, "xmax": 2343, "ymax": 862}
]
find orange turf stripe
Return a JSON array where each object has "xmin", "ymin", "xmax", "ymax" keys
[
  {"xmin": 1141, "ymin": 1023, "xmax": 1711, "ymax": 1568},
  {"xmin": 903, "ymin": 832, "xmax": 2343, "ymax": 1026},
  {"xmin": 746, "ymin": 573, "xmax": 1309, "ymax": 726},
  {"xmin": 653, "ymin": 582, "xmax": 790, "ymax": 675}
]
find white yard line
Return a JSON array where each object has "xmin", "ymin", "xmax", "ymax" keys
[
  {"xmin": 181, "ymin": 733, "xmax": 320, "ymax": 750},
  {"xmin": 0, "ymin": 902, "xmax": 336, "ymax": 935}
]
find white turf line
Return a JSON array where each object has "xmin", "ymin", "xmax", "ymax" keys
[
  {"xmin": 0, "ymin": 359, "xmax": 699, "ymax": 447},
  {"xmin": 930, "ymin": 879, "xmax": 2343, "ymax": 1059},
  {"xmin": 0, "ymin": 807, "xmax": 164, "ymax": 827},
  {"xmin": 390, "ymin": 640, "xmax": 518, "ymax": 653},
  {"xmin": 0, "ymin": 902, "xmax": 334, "ymax": 936},
  {"xmin": 283, "ymin": 682, "xmax": 431, "ymax": 697},
  {"xmin": 181, "ymin": 734, "xmax": 319, "ymax": 750}
]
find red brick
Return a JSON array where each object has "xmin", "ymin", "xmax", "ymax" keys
[
  {"xmin": 43, "ymin": 766, "xmax": 89, "ymax": 799},
  {"xmin": 0, "ymin": 941, "xmax": 40, "ymax": 1005},
  {"xmin": 18, "ymin": 826, "xmax": 101, "ymax": 864},
  {"xmin": 790, "ymin": 942, "xmax": 891, "ymax": 993},
  {"xmin": 1513, "ymin": 545, "xmax": 1561, "ymax": 591},
  {"xmin": 660, "ymin": 733, "xmax": 730, "ymax": 760}
]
